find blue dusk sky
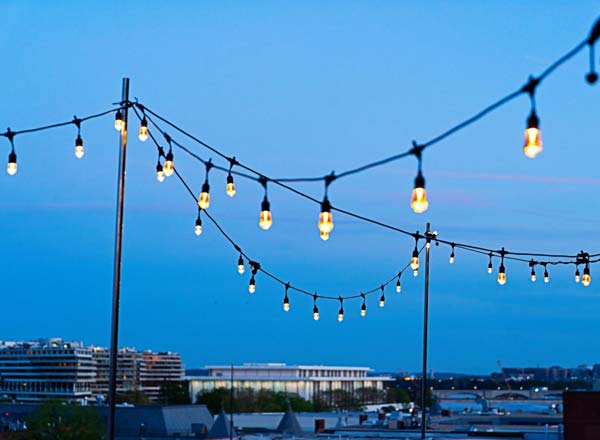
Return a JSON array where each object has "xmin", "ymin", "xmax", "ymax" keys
[{"xmin": 1, "ymin": 2, "xmax": 599, "ymax": 375}]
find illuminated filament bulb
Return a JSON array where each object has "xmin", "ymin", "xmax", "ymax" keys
[
  {"xmin": 338, "ymin": 299, "xmax": 344, "ymax": 322},
  {"xmin": 114, "ymin": 109, "xmax": 124, "ymax": 131},
  {"xmin": 530, "ymin": 267, "xmax": 536, "ymax": 282},
  {"xmin": 237, "ymin": 256, "xmax": 245, "ymax": 275},
  {"xmin": 360, "ymin": 296, "xmax": 367, "ymax": 317},
  {"xmin": 198, "ymin": 181, "xmax": 210, "ymax": 210},
  {"xmin": 523, "ymin": 110, "xmax": 542, "ymax": 159},
  {"xmin": 544, "ymin": 267, "xmax": 549, "ymax": 283},
  {"xmin": 582, "ymin": 265, "xmax": 591, "ymax": 287},
  {"xmin": 249, "ymin": 275, "xmax": 256, "ymax": 294},
  {"xmin": 487, "ymin": 254, "xmax": 493, "ymax": 274},
  {"xmin": 497, "ymin": 264, "xmax": 507, "ymax": 286},
  {"xmin": 156, "ymin": 161, "xmax": 165, "ymax": 182},
  {"xmin": 139, "ymin": 117, "xmax": 149, "ymax": 142},
  {"xmin": 410, "ymin": 247, "xmax": 419, "ymax": 271},
  {"xmin": 7, "ymin": 150, "xmax": 17, "ymax": 176},
  {"xmin": 194, "ymin": 215, "xmax": 202, "ymax": 236},
  {"xmin": 379, "ymin": 290, "xmax": 385, "ymax": 308},
  {"xmin": 75, "ymin": 134, "xmax": 84, "ymax": 159},
  {"xmin": 318, "ymin": 197, "xmax": 334, "ymax": 239},
  {"xmin": 163, "ymin": 150, "xmax": 174, "ymax": 177},
  {"xmin": 226, "ymin": 174, "xmax": 236, "ymax": 197},
  {"xmin": 283, "ymin": 294, "xmax": 290, "ymax": 312},
  {"xmin": 449, "ymin": 245, "xmax": 455, "ymax": 264},
  {"xmin": 259, "ymin": 197, "xmax": 272, "ymax": 230},
  {"xmin": 396, "ymin": 277, "xmax": 402, "ymax": 293},
  {"xmin": 410, "ymin": 171, "xmax": 429, "ymax": 214},
  {"xmin": 575, "ymin": 267, "xmax": 581, "ymax": 283}
]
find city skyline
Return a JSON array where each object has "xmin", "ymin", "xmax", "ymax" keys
[{"xmin": 1, "ymin": 2, "xmax": 600, "ymax": 374}]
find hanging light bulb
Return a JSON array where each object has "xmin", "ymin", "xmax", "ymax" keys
[
  {"xmin": 487, "ymin": 253, "xmax": 493, "ymax": 274},
  {"xmin": 198, "ymin": 179, "xmax": 210, "ymax": 210},
  {"xmin": 449, "ymin": 245, "xmax": 455, "ymax": 264},
  {"xmin": 7, "ymin": 149, "xmax": 17, "ymax": 176},
  {"xmin": 582, "ymin": 264, "xmax": 591, "ymax": 287},
  {"xmin": 259, "ymin": 196, "xmax": 272, "ymax": 230},
  {"xmin": 523, "ymin": 109, "xmax": 542, "ymax": 159},
  {"xmin": 338, "ymin": 298, "xmax": 344, "ymax": 322},
  {"xmin": 360, "ymin": 294, "xmax": 367, "ymax": 317},
  {"xmin": 379, "ymin": 287, "xmax": 385, "ymax": 308},
  {"xmin": 410, "ymin": 171, "xmax": 429, "ymax": 214},
  {"xmin": 114, "ymin": 109, "xmax": 124, "ymax": 131},
  {"xmin": 410, "ymin": 247, "xmax": 419, "ymax": 271},
  {"xmin": 226, "ymin": 173, "xmax": 236, "ymax": 197},
  {"xmin": 163, "ymin": 149, "xmax": 174, "ymax": 177},
  {"xmin": 283, "ymin": 292, "xmax": 290, "ymax": 312},
  {"xmin": 543, "ymin": 266, "xmax": 549, "ymax": 283},
  {"xmin": 237, "ymin": 255, "xmax": 245, "ymax": 275},
  {"xmin": 194, "ymin": 214, "xmax": 203, "ymax": 236},
  {"xmin": 139, "ymin": 117, "xmax": 149, "ymax": 142},
  {"xmin": 313, "ymin": 295, "xmax": 319, "ymax": 321},
  {"xmin": 249, "ymin": 275, "xmax": 256, "ymax": 294},
  {"xmin": 156, "ymin": 161, "xmax": 165, "ymax": 182},
  {"xmin": 396, "ymin": 275, "xmax": 402, "ymax": 293},
  {"xmin": 530, "ymin": 267, "xmax": 536, "ymax": 282},
  {"xmin": 575, "ymin": 267, "xmax": 581, "ymax": 283},
  {"xmin": 497, "ymin": 264, "xmax": 507, "ymax": 285},
  {"xmin": 318, "ymin": 197, "xmax": 334, "ymax": 239}
]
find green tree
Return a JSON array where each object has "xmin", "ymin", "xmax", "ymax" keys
[
  {"xmin": 11, "ymin": 400, "xmax": 103, "ymax": 440},
  {"xmin": 116, "ymin": 389, "xmax": 151, "ymax": 405},
  {"xmin": 158, "ymin": 380, "xmax": 191, "ymax": 405}
]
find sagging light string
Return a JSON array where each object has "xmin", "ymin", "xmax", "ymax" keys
[
  {"xmin": 133, "ymin": 105, "xmax": 600, "ymax": 270},
  {"xmin": 135, "ymin": 16, "xmax": 600, "ymax": 218}
]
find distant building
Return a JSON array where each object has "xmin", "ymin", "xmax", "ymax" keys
[
  {"xmin": 0, "ymin": 338, "xmax": 184, "ymax": 403},
  {"xmin": 188, "ymin": 363, "xmax": 391, "ymax": 404}
]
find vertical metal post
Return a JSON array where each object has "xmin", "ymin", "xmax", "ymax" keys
[
  {"xmin": 106, "ymin": 77, "xmax": 130, "ymax": 440},
  {"xmin": 421, "ymin": 222, "xmax": 431, "ymax": 440},
  {"xmin": 230, "ymin": 364, "xmax": 234, "ymax": 440}
]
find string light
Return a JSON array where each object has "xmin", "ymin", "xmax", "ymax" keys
[
  {"xmin": 249, "ymin": 275, "xmax": 256, "ymax": 294},
  {"xmin": 237, "ymin": 255, "xmax": 245, "ymax": 275},
  {"xmin": 338, "ymin": 297, "xmax": 344, "ymax": 322},
  {"xmin": 575, "ymin": 266, "xmax": 581, "ymax": 283},
  {"xmin": 360, "ymin": 294, "xmax": 367, "ymax": 317},
  {"xmin": 318, "ymin": 197, "xmax": 334, "ymax": 240},
  {"xmin": 258, "ymin": 178, "xmax": 272, "ymax": 230},
  {"xmin": 487, "ymin": 253, "xmax": 493, "ymax": 274},
  {"xmin": 163, "ymin": 148, "xmax": 174, "ymax": 177},
  {"xmin": 396, "ymin": 273, "xmax": 402, "ymax": 293},
  {"xmin": 582, "ymin": 263, "xmax": 591, "ymax": 287},
  {"xmin": 449, "ymin": 244, "xmax": 455, "ymax": 264},
  {"xmin": 411, "ymin": 170, "xmax": 429, "ymax": 214},
  {"xmin": 522, "ymin": 77, "xmax": 542, "ymax": 159},
  {"xmin": 114, "ymin": 109, "xmax": 124, "ymax": 131},
  {"xmin": 73, "ymin": 118, "xmax": 84, "ymax": 159},
  {"xmin": 156, "ymin": 160, "xmax": 165, "ymax": 182},
  {"xmin": 411, "ymin": 240, "xmax": 420, "ymax": 277},
  {"xmin": 498, "ymin": 249, "xmax": 507, "ymax": 286},
  {"xmin": 139, "ymin": 116, "xmax": 149, "ymax": 142},
  {"xmin": 226, "ymin": 173, "xmax": 236, "ymax": 197},
  {"xmin": 6, "ymin": 131, "xmax": 17, "ymax": 176},
  {"xmin": 543, "ymin": 264, "xmax": 549, "ymax": 283},
  {"xmin": 530, "ymin": 264, "xmax": 537, "ymax": 282},
  {"xmin": 194, "ymin": 211, "xmax": 203, "ymax": 236},
  {"xmin": 313, "ymin": 294, "xmax": 319, "ymax": 321},
  {"xmin": 198, "ymin": 162, "xmax": 212, "ymax": 210},
  {"xmin": 379, "ymin": 285, "xmax": 385, "ymax": 308},
  {"xmin": 283, "ymin": 284, "xmax": 290, "ymax": 312}
]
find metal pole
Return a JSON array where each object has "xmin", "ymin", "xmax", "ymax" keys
[
  {"xmin": 421, "ymin": 222, "xmax": 431, "ymax": 440},
  {"xmin": 106, "ymin": 77, "xmax": 130, "ymax": 440},
  {"xmin": 230, "ymin": 364, "xmax": 234, "ymax": 440}
]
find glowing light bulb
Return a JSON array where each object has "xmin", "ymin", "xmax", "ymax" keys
[
  {"xmin": 449, "ymin": 249, "xmax": 455, "ymax": 264},
  {"xmin": 198, "ymin": 181, "xmax": 210, "ymax": 210},
  {"xmin": 114, "ymin": 110, "xmax": 124, "ymax": 131},
  {"xmin": 523, "ymin": 110, "xmax": 542, "ymax": 158},
  {"xmin": 582, "ymin": 266, "xmax": 591, "ymax": 287},
  {"xmin": 318, "ymin": 198, "xmax": 334, "ymax": 239},
  {"xmin": 74, "ymin": 134, "xmax": 84, "ymax": 159},
  {"xmin": 138, "ymin": 118, "xmax": 149, "ymax": 142},
  {"xmin": 226, "ymin": 174, "xmax": 236, "ymax": 197},
  {"xmin": 313, "ymin": 305, "xmax": 320, "ymax": 321},
  {"xmin": 487, "ymin": 256, "xmax": 493, "ymax": 274},
  {"xmin": 530, "ymin": 268, "xmax": 536, "ymax": 282},
  {"xmin": 156, "ymin": 162, "xmax": 165, "ymax": 182},
  {"xmin": 379, "ymin": 294, "xmax": 385, "ymax": 308},
  {"xmin": 7, "ymin": 150, "xmax": 17, "ymax": 176},
  {"xmin": 237, "ymin": 256, "xmax": 245, "ymax": 275},
  {"xmin": 360, "ymin": 303, "xmax": 367, "ymax": 317},
  {"xmin": 410, "ymin": 248, "xmax": 419, "ymax": 271},
  {"xmin": 163, "ymin": 150, "xmax": 174, "ymax": 177},
  {"xmin": 497, "ymin": 265, "xmax": 507, "ymax": 286},
  {"xmin": 575, "ymin": 268, "xmax": 581, "ymax": 283},
  {"xmin": 283, "ymin": 295, "xmax": 290, "ymax": 312},
  {"xmin": 249, "ymin": 276, "xmax": 256, "ymax": 294},
  {"xmin": 544, "ymin": 268, "xmax": 549, "ymax": 283},
  {"xmin": 338, "ymin": 307, "xmax": 344, "ymax": 322},
  {"xmin": 410, "ymin": 171, "xmax": 429, "ymax": 213},
  {"xmin": 396, "ymin": 278, "xmax": 401, "ymax": 293},
  {"xmin": 259, "ymin": 197, "xmax": 272, "ymax": 230},
  {"xmin": 194, "ymin": 217, "xmax": 202, "ymax": 236}
]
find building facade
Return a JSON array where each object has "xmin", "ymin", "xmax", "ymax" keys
[
  {"xmin": 188, "ymin": 363, "xmax": 390, "ymax": 404},
  {"xmin": 0, "ymin": 339, "xmax": 184, "ymax": 403}
]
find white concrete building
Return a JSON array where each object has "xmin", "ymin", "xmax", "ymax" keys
[{"xmin": 188, "ymin": 363, "xmax": 391, "ymax": 404}]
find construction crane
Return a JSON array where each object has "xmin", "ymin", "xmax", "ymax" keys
[{"xmin": 497, "ymin": 360, "xmax": 512, "ymax": 391}]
